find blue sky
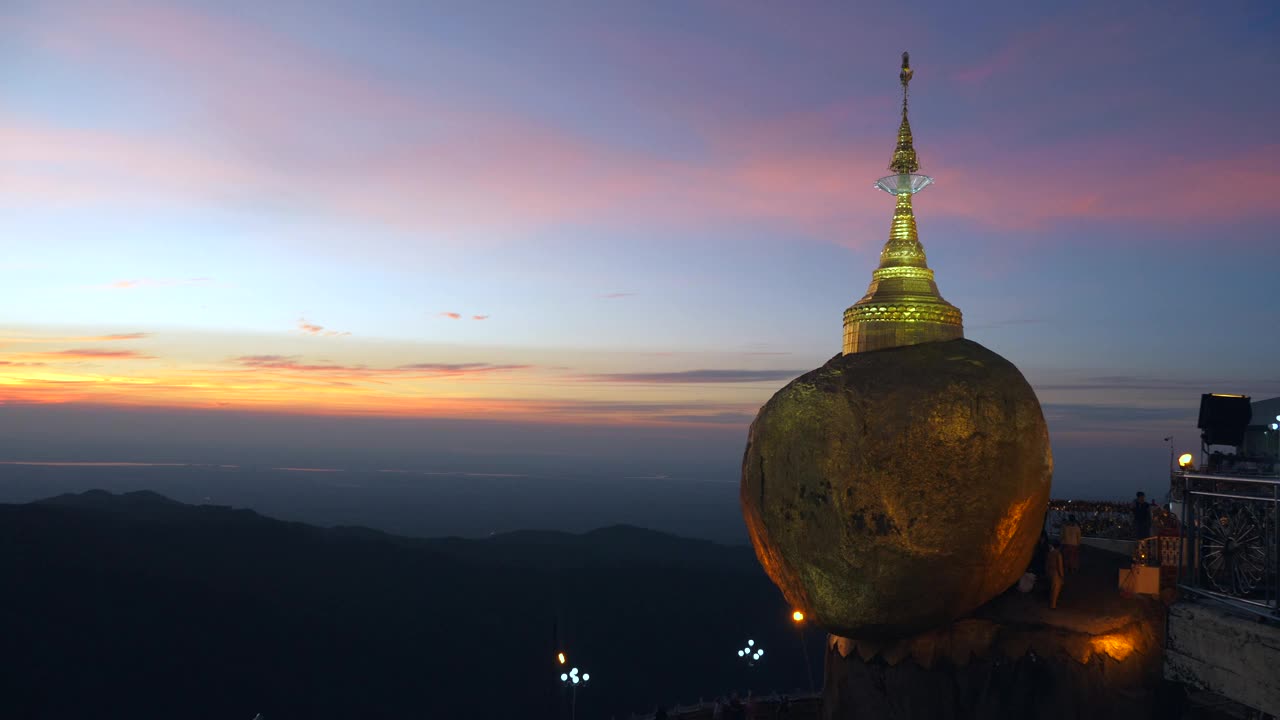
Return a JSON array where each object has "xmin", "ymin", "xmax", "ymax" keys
[{"xmin": 2, "ymin": 0, "xmax": 1278, "ymax": 500}]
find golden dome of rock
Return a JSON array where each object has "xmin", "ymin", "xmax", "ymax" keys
[{"xmin": 740, "ymin": 339, "xmax": 1052, "ymax": 638}]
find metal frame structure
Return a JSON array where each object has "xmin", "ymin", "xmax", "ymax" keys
[{"xmin": 1174, "ymin": 471, "xmax": 1279, "ymax": 619}]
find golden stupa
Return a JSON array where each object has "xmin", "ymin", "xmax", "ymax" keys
[
  {"xmin": 843, "ymin": 53, "xmax": 963, "ymax": 355},
  {"xmin": 741, "ymin": 53, "xmax": 1053, "ymax": 638}
]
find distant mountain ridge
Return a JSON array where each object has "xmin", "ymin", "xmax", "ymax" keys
[
  {"xmin": 29, "ymin": 489, "xmax": 756, "ymax": 571},
  {"xmin": 0, "ymin": 490, "xmax": 811, "ymax": 720}
]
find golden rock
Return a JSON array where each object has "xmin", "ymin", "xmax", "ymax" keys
[
  {"xmin": 741, "ymin": 54, "xmax": 1052, "ymax": 639},
  {"xmin": 740, "ymin": 338, "xmax": 1052, "ymax": 638}
]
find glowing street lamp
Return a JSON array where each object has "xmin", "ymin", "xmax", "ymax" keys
[
  {"xmin": 1177, "ymin": 453, "xmax": 1194, "ymax": 469},
  {"xmin": 792, "ymin": 609, "xmax": 816, "ymax": 694}
]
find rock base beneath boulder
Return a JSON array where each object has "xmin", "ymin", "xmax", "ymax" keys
[{"xmin": 823, "ymin": 547, "xmax": 1173, "ymax": 720}]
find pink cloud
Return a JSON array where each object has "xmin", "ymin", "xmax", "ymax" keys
[
  {"xmin": 45, "ymin": 348, "xmax": 155, "ymax": 360},
  {"xmin": 230, "ymin": 356, "xmax": 531, "ymax": 378},
  {"xmin": 471, "ymin": 315, "xmax": 489, "ymax": 321},
  {"xmin": 4, "ymin": 1, "xmax": 1277, "ymax": 247},
  {"xmin": 439, "ymin": 312, "xmax": 462, "ymax": 320},
  {"xmin": 296, "ymin": 318, "xmax": 351, "ymax": 337}
]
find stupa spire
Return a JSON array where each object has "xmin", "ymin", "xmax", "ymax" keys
[
  {"xmin": 889, "ymin": 52, "xmax": 919, "ymax": 175},
  {"xmin": 842, "ymin": 52, "xmax": 964, "ymax": 355}
]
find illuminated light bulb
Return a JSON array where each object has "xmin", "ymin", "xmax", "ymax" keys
[
  {"xmin": 572, "ymin": 676, "xmax": 579, "ymax": 684},
  {"xmin": 738, "ymin": 650, "xmax": 745, "ymax": 657},
  {"xmin": 557, "ymin": 652, "xmax": 566, "ymax": 665},
  {"xmin": 748, "ymin": 639, "xmax": 754, "ymax": 646},
  {"xmin": 792, "ymin": 610, "xmax": 805, "ymax": 623},
  {"xmin": 560, "ymin": 673, "xmax": 568, "ymax": 682},
  {"xmin": 583, "ymin": 673, "xmax": 590, "ymax": 681},
  {"xmin": 1178, "ymin": 453, "xmax": 1194, "ymax": 468}
]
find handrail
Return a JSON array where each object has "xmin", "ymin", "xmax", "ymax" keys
[
  {"xmin": 1175, "ymin": 471, "xmax": 1278, "ymax": 617},
  {"xmin": 1177, "ymin": 472, "xmax": 1280, "ymax": 486}
]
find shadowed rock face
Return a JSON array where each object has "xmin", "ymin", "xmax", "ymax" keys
[{"xmin": 741, "ymin": 339, "xmax": 1052, "ymax": 638}]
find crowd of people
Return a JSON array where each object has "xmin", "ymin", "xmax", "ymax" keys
[
  {"xmin": 1045, "ymin": 495, "xmax": 1177, "ymax": 540},
  {"xmin": 1019, "ymin": 491, "xmax": 1175, "ymax": 609}
]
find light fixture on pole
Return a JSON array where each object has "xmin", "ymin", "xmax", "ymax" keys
[
  {"xmin": 558, "ymin": 665, "xmax": 591, "ymax": 720},
  {"xmin": 792, "ymin": 609, "xmax": 816, "ymax": 694}
]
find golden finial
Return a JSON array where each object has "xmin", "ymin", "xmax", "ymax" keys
[
  {"xmin": 889, "ymin": 51, "xmax": 919, "ymax": 175},
  {"xmin": 843, "ymin": 52, "xmax": 962, "ymax": 355}
]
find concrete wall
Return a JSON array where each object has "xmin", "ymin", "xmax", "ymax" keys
[{"xmin": 1165, "ymin": 601, "xmax": 1280, "ymax": 717}]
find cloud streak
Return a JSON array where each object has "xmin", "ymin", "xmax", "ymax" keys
[
  {"xmin": 581, "ymin": 369, "xmax": 802, "ymax": 384},
  {"xmin": 44, "ymin": 348, "xmax": 155, "ymax": 360},
  {"xmin": 297, "ymin": 318, "xmax": 351, "ymax": 337}
]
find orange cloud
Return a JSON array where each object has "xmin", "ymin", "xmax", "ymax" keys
[
  {"xmin": 0, "ymin": 332, "xmax": 151, "ymax": 344},
  {"xmin": 471, "ymin": 315, "xmax": 489, "ymax": 321},
  {"xmin": 439, "ymin": 312, "xmax": 462, "ymax": 320}
]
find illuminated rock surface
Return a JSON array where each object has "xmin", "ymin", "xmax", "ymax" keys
[
  {"xmin": 821, "ymin": 547, "xmax": 1173, "ymax": 720},
  {"xmin": 741, "ymin": 338, "xmax": 1052, "ymax": 637}
]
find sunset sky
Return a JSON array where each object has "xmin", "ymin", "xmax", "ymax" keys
[{"xmin": 3, "ymin": 0, "xmax": 1278, "ymax": 496}]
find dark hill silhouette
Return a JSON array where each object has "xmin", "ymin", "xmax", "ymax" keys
[{"xmin": 0, "ymin": 491, "xmax": 818, "ymax": 720}]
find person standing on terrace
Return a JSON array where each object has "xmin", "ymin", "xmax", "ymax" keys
[
  {"xmin": 1045, "ymin": 540, "xmax": 1066, "ymax": 609},
  {"xmin": 1133, "ymin": 491, "xmax": 1152, "ymax": 539}
]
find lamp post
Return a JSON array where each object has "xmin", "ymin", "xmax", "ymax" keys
[
  {"xmin": 558, "ymin": 665, "xmax": 591, "ymax": 720},
  {"xmin": 792, "ymin": 610, "xmax": 816, "ymax": 694},
  {"xmin": 1271, "ymin": 418, "xmax": 1280, "ymax": 468},
  {"xmin": 735, "ymin": 638, "xmax": 764, "ymax": 697}
]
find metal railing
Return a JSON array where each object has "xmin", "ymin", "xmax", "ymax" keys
[{"xmin": 1174, "ymin": 471, "xmax": 1279, "ymax": 618}]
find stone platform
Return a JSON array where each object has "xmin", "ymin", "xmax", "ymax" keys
[{"xmin": 823, "ymin": 546, "xmax": 1175, "ymax": 720}]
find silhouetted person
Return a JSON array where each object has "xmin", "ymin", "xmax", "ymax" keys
[
  {"xmin": 1045, "ymin": 540, "xmax": 1065, "ymax": 609},
  {"xmin": 1133, "ymin": 491, "xmax": 1151, "ymax": 539},
  {"xmin": 1061, "ymin": 514, "xmax": 1081, "ymax": 572}
]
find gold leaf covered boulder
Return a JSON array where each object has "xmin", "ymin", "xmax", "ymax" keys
[{"xmin": 741, "ymin": 338, "xmax": 1052, "ymax": 637}]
